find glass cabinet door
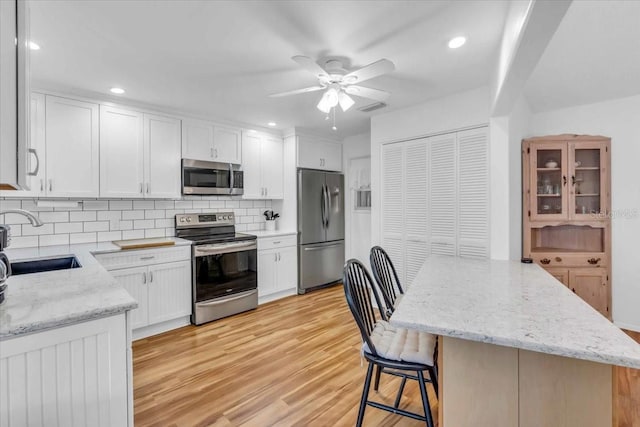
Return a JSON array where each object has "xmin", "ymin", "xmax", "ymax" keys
[
  {"xmin": 529, "ymin": 142, "xmax": 568, "ymax": 220},
  {"xmin": 569, "ymin": 142, "xmax": 608, "ymax": 219}
]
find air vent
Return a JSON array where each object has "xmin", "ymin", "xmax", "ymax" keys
[{"xmin": 358, "ymin": 102, "xmax": 387, "ymax": 113}]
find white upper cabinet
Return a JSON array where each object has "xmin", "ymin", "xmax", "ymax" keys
[
  {"xmin": 241, "ymin": 131, "xmax": 283, "ymax": 199},
  {"xmin": 182, "ymin": 119, "xmax": 241, "ymax": 164},
  {"xmin": 144, "ymin": 113, "xmax": 181, "ymax": 198},
  {"xmin": 297, "ymin": 136, "xmax": 342, "ymax": 171},
  {"xmin": 100, "ymin": 105, "xmax": 145, "ymax": 198},
  {"xmin": 100, "ymin": 107, "xmax": 181, "ymax": 199},
  {"xmin": 45, "ymin": 95, "xmax": 99, "ymax": 197}
]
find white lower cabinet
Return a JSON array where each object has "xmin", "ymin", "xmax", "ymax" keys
[
  {"xmin": 0, "ymin": 313, "xmax": 131, "ymax": 427},
  {"xmin": 257, "ymin": 235, "xmax": 297, "ymax": 302},
  {"xmin": 96, "ymin": 247, "xmax": 192, "ymax": 339}
]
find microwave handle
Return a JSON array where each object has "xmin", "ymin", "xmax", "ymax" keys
[{"xmin": 229, "ymin": 163, "xmax": 234, "ymax": 194}]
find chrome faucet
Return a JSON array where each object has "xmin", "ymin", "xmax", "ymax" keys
[{"xmin": 0, "ymin": 209, "xmax": 44, "ymax": 227}]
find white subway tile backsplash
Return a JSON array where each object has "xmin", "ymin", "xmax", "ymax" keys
[
  {"xmin": 1, "ymin": 197, "xmax": 266, "ymax": 248},
  {"xmin": 70, "ymin": 211, "xmax": 97, "ymax": 222},
  {"xmin": 134, "ymin": 219, "xmax": 155, "ymax": 229},
  {"xmin": 84, "ymin": 221, "xmax": 109, "ymax": 232},
  {"xmin": 97, "ymin": 231, "xmax": 122, "ymax": 242},
  {"xmin": 83, "ymin": 201, "xmax": 109, "ymax": 210},
  {"xmin": 109, "ymin": 200, "xmax": 133, "ymax": 210},
  {"xmin": 122, "ymin": 230, "xmax": 145, "ymax": 240},
  {"xmin": 69, "ymin": 232, "xmax": 97, "ymax": 244},
  {"xmin": 97, "ymin": 210, "xmax": 122, "ymax": 221},
  {"xmin": 39, "ymin": 234, "xmax": 69, "ymax": 247},
  {"xmin": 55, "ymin": 222, "xmax": 83, "ymax": 234},
  {"xmin": 122, "ymin": 210, "xmax": 145, "ymax": 220}
]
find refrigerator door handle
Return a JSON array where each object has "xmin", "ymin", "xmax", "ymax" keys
[
  {"xmin": 320, "ymin": 184, "xmax": 326, "ymax": 229},
  {"xmin": 326, "ymin": 185, "xmax": 332, "ymax": 228},
  {"xmin": 323, "ymin": 184, "xmax": 330, "ymax": 228}
]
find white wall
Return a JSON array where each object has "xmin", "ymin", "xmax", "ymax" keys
[
  {"xmin": 370, "ymin": 86, "xmax": 492, "ymax": 250},
  {"xmin": 529, "ymin": 94, "xmax": 640, "ymax": 331},
  {"xmin": 343, "ymin": 132, "xmax": 371, "ymax": 264}
]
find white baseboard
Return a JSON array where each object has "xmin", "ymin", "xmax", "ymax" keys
[
  {"xmin": 259, "ymin": 288, "xmax": 297, "ymax": 305},
  {"xmin": 132, "ymin": 316, "xmax": 191, "ymax": 340},
  {"xmin": 614, "ymin": 321, "xmax": 640, "ymax": 333}
]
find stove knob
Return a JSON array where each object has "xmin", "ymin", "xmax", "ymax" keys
[
  {"xmin": 179, "ymin": 218, "xmax": 185, "ymax": 223},
  {"xmin": 186, "ymin": 217, "xmax": 192, "ymax": 223},
  {"xmin": 222, "ymin": 215, "xmax": 228, "ymax": 220},
  {"xmin": 228, "ymin": 215, "xmax": 233, "ymax": 220}
]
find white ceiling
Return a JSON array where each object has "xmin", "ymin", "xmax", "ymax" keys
[
  {"xmin": 525, "ymin": 0, "xmax": 640, "ymax": 113},
  {"xmin": 30, "ymin": 0, "xmax": 508, "ymax": 138}
]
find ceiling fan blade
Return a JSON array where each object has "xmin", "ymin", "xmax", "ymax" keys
[
  {"xmin": 292, "ymin": 55, "xmax": 330, "ymax": 79},
  {"xmin": 269, "ymin": 86, "xmax": 325, "ymax": 98},
  {"xmin": 345, "ymin": 85, "xmax": 390, "ymax": 102},
  {"xmin": 343, "ymin": 59, "xmax": 395, "ymax": 84}
]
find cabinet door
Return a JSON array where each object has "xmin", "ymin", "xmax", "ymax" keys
[
  {"xmin": 241, "ymin": 132, "xmax": 263, "ymax": 199},
  {"xmin": 261, "ymin": 136, "xmax": 283, "ymax": 199},
  {"xmin": 147, "ymin": 260, "xmax": 191, "ymax": 325},
  {"xmin": 545, "ymin": 267, "xmax": 569, "ymax": 286},
  {"xmin": 297, "ymin": 137, "xmax": 324, "ymax": 169},
  {"xmin": 182, "ymin": 119, "xmax": 214, "ymax": 161},
  {"xmin": 322, "ymin": 141, "xmax": 343, "ymax": 172},
  {"xmin": 100, "ymin": 105, "xmax": 144, "ymax": 198},
  {"xmin": 569, "ymin": 268, "xmax": 608, "ymax": 316},
  {"xmin": 429, "ymin": 133, "xmax": 457, "ymax": 256},
  {"xmin": 45, "ymin": 96, "xmax": 99, "ymax": 197},
  {"xmin": 110, "ymin": 267, "xmax": 149, "ymax": 329},
  {"xmin": 569, "ymin": 141, "xmax": 609, "ymax": 220},
  {"xmin": 381, "ymin": 143, "xmax": 405, "ymax": 284},
  {"xmin": 257, "ymin": 249, "xmax": 278, "ymax": 297},
  {"xmin": 529, "ymin": 142, "xmax": 569, "ymax": 221},
  {"xmin": 1, "ymin": 92, "xmax": 46, "ymax": 197},
  {"xmin": 214, "ymin": 126, "xmax": 242, "ymax": 164},
  {"xmin": 275, "ymin": 246, "xmax": 297, "ymax": 292},
  {"xmin": 144, "ymin": 113, "xmax": 181, "ymax": 199}
]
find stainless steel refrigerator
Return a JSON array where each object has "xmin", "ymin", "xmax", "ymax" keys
[{"xmin": 297, "ymin": 169, "xmax": 345, "ymax": 294}]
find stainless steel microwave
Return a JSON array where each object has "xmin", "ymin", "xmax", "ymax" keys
[{"xmin": 182, "ymin": 159, "xmax": 243, "ymax": 195}]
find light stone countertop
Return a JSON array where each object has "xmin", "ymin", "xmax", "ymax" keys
[
  {"xmin": 0, "ymin": 238, "xmax": 192, "ymax": 339},
  {"xmin": 390, "ymin": 255, "xmax": 640, "ymax": 369},
  {"xmin": 248, "ymin": 230, "xmax": 297, "ymax": 238}
]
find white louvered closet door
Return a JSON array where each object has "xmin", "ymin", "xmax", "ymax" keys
[
  {"xmin": 403, "ymin": 139, "xmax": 429, "ymax": 285},
  {"xmin": 429, "ymin": 133, "xmax": 457, "ymax": 256},
  {"xmin": 381, "ymin": 143, "xmax": 405, "ymax": 284},
  {"xmin": 457, "ymin": 128, "xmax": 489, "ymax": 258}
]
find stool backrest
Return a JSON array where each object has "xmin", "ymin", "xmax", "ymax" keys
[
  {"xmin": 370, "ymin": 246, "xmax": 404, "ymax": 314},
  {"xmin": 343, "ymin": 259, "xmax": 387, "ymax": 357}
]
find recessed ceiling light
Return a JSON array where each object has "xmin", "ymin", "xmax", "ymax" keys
[
  {"xmin": 28, "ymin": 41, "xmax": 40, "ymax": 50},
  {"xmin": 110, "ymin": 87, "xmax": 125, "ymax": 95},
  {"xmin": 448, "ymin": 36, "xmax": 466, "ymax": 49},
  {"xmin": 267, "ymin": 122, "xmax": 277, "ymax": 127}
]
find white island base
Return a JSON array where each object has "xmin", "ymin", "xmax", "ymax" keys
[{"xmin": 440, "ymin": 336, "xmax": 611, "ymax": 427}]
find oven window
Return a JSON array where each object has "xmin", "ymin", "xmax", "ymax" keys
[
  {"xmin": 195, "ymin": 249, "xmax": 257, "ymax": 301},
  {"xmin": 184, "ymin": 167, "xmax": 230, "ymax": 189}
]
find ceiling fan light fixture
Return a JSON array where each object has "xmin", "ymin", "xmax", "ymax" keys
[
  {"xmin": 338, "ymin": 92, "xmax": 355, "ymax": 112},
  {"xmin": 448, "ymin": 36, "xmax": 466, "ymax": 49},
  {"xmin": 317, "ymin": 88, "xmax": 339, "ymax": 113}
]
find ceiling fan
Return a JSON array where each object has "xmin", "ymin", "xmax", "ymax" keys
[{"xmin": 269, "ymin": 56, "xmax": 395, "ymax": 114}]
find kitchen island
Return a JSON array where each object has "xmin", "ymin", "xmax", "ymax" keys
[{"xmin": 390, "ymin": 255, "xmax": 640, "ymax": 427}]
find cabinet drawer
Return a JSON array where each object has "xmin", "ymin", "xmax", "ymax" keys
[
  {"xmin": 95, "ymin": 245, "xmax": 191, "ymax": 270},
  {"xmin": 257, "ymin": 235, "xmax": 297, "ymax": 251},
  {"xmin": 532, "ymin": 253, "xmax": 606, "ymax": 268}
]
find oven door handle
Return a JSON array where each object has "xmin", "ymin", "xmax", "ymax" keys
[
  {"xmin": 229, "ymin": 163, "xmax": 234, "ymax": 194},
  {"xmin": 194, "ymin": 241, "xmax": 257, "ymax": 256},
  {"xmin": 196, "ymin": 289, "xmax": 257, "ymax": 306}
]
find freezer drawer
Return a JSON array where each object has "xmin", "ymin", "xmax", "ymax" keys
[{"xmin": 298, "ymin": 240, "xmax": 345, "ymax": 293}]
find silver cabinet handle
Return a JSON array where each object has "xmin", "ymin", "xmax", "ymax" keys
[
  {"xmin": 277, "ymin": 252, "xmax": 281, "ymax": 261},
  {"xmin": 149, "ymin": 271, "xmax": 153, "ymax": 283},
  {"xmin": 274, "ymin": 253, "xmax": 277, "ymax": 262},
  {"xmin": 142, "ymin": 272, "xmax": 147, "ymax": 284},
  {"xmin": 146, "ymin": 183, "xmax": 150, "ymax": 194},
  {"xmin": 265, "ymin": 187, "xmax": 268, "ymax": 197},
  {"xmin": 304, "ymin": 243, "xmax": 343, "ymax": 251},
  {"xmin": 139, "ymin": 183, "xmax": 143, "ymax": 194},
  {"xmin": 48, "ymin": 179, "xmax": 52, "ymax": 192},
  {"xmin": 28, "ymin": 148, "xmax": 40, "ymax": 176},
  {"xmin": 40, "ymin": 179, "xmax": 43, "ymax": 192},
  {"xmin": 210, "ymin": 147, "xmax": 214, "ymax": 158},
  {"xmin": 215, "ymin": 148, "xmax": 218, "ymax": 158},
  {"xmin": 140, "ymin": 256, "xmax": 155, "ymax": 261}
]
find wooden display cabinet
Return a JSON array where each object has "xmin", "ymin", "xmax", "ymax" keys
[{"xmin": 523, "ymin": 135, "xmax": 611, "ymax": 318}]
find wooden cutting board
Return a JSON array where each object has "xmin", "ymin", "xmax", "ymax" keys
[{"xmin": 112, "ymin": 238, "xmax": 176, "ymax": 250}]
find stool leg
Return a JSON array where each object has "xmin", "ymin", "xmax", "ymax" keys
[
  {"xmin": 428, "ymin": 366, "xmax": 439, "ymax": 399},
  {"xmin": 417, "ymin": 370, "xmax": 434, "ymax": 427},
  {"xmin": 357, "ymin": 362, "xmax": 375, "ymax": 427},
  {"xmin": 374, "ymin": 365, "xmax": 382, "ymax": 391}
]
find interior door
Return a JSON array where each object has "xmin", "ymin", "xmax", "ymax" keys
[
  {"xmin": 298, "ymin": 169, "xmax": 326, "ymax": 244},
  {"xmin": 144, "ymin": 113, "xmax": 181, "ymax": 198},
  {"xmin": 325, "ymin": 172, "xmax": 344, "ymax": 242}
]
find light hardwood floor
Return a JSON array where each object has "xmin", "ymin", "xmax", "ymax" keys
[
  {"xmin": 133, "ymin": 285, "xmax": 436, "ymax": 426},
  {"xmin": 133, "ymin": 285, "xmax": 640, "ymax": 427}
]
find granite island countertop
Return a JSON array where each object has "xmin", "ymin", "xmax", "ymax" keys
[
  {"xmin": 390, "ymin": 255, "xmax": 640, "ymax": 369},
  {"xmin": 0, "ymin": 238, "xmax": 192, "ymax": 339}
]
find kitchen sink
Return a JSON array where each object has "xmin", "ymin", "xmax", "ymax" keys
[{"xmin": 10, "ymin": 256, "xmax": 82, "ymax": 276}]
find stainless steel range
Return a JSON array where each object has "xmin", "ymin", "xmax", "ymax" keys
[{"xmin": 175, "ymin": 212, "xmax": 257, "ymax": 325}]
